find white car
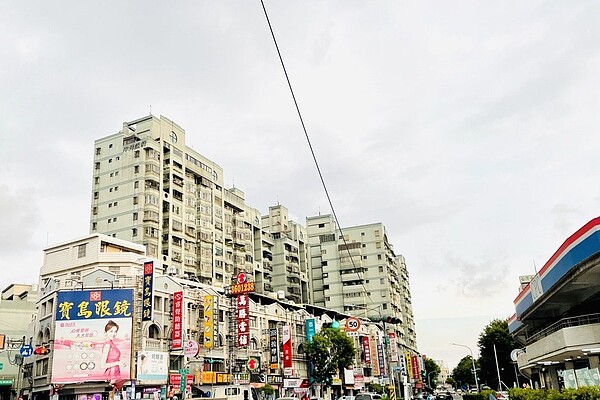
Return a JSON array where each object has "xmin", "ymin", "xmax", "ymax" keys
[{"xmin": 338, "ymin": 396, "xmax": 355, "ymax": 400}]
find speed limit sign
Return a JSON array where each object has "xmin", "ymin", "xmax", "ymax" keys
[{"xmin": 345, "ymin": 317, "xmax": 361, "ymax": 332}]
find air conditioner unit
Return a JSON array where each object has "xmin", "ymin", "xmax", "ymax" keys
[{"xmin": 167, "ymin": 266, "xmax": 177, "ymax": 275}]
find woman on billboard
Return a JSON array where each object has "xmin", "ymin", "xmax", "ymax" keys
[{"xmin": 102, "ymin": 320, "xmax": 125, "ymax": 379}]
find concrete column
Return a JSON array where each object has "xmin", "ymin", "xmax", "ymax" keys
[{"xmin": 547, "ymin": 368, "xmax": 560, "ymax": 390}]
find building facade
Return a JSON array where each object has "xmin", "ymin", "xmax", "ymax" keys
[
  {"xmin": 25, "ymin": 233, "xmax": 419, "ymax": 400},
  {"xmin": 509, "ymin": 217, "xmax": 600, "ymax": 390},
  {"xmin": 306, "ymin": 214, "xmax": 418, "ymax": 354},
  {"xmin": 0, "ymin": 284, "xmax": 38, "ymax": 400}
]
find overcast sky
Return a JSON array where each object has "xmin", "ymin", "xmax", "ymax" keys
[{"xmin": 2, "ymin": 1, "xmax": 600, "ymax": 370}]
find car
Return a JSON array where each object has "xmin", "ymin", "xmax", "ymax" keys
[
  {"xmin": 338, "ymin": 396, "xmax": 355, "ymax": 400},
  {"xmin": 355, "ymin": 394, "xmax": 383, "ymax": 400}
]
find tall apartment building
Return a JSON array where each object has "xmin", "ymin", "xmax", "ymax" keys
[
  {"xmin": 90, "ymin": 115, "xmax": 265, "ymax": 290},
  {"xmin": 260, "ymin": 205, "xmax": 310, "ymax": 304},
  {"xmin": 306, "ymin": 214, "xmax": 417, "ymax": 352}
]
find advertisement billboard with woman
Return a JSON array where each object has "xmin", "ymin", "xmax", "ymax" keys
[{"xmin": 51, "ymin": 289, "xmax": 133, "ymax": 384}]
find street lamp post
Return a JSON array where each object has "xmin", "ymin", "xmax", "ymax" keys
[
  {"xmin": 451, "ymin": 343, "xmax": 479, "ymax": 392},
  {"xmin": 427, "ymin": 371, "xmax": 435, "ymax": 388}
]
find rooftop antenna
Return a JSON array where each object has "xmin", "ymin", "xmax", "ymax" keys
[{"xmin": 149, "ymin": 105, "xmax": 152, "ymax": 115}]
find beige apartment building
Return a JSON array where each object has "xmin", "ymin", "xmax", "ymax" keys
[
  {"xmin": 90, "ymin": 115, "xmax": 264, "ymax": 291},
  {"xmin": 306, "ymin": 214, "xmax": 417, "ymax": 353}
]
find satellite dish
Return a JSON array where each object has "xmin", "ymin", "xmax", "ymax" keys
[{"xmin": 510, "ymin": 348, "xmax": 524, "ymax": 362}]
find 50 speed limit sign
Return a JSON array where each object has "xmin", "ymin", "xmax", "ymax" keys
[{"xmin": 345, "ymin": 317, "xmax": 361, "ymax": 332}]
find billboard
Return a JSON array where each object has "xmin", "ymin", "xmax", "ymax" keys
[
  {"xmin": 52, "ymin": 289, "xmax": 133, "ymax": 383},
  {"xmin": 142, "ymin": 261, "xmax": 154, "ymax": 321},
  {"xmin": 137, "ymin": 351, "xmax": 168, "ymax": 382},
  {"xmin": 172, "ymin": 291, "xmax": 183, "ymax": 350}
]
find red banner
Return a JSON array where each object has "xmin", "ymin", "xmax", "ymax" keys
[
  {"xmin": 412, "ymin": 355, "xmax": 420, "ymax": 380},
  {"xmin": 236, "ymin": 294, "xmax": 250, "ymax": 347},
  {"xmin": 172, "ymin": 291, "xmax": 183, "ymax": 349},
  {"xmin": 362, "ymin": 337, "xmax": 371, "ymax": 365},
  {"xmin": 282, "ymin": 325, "xmax": 293, "ymax": 368}
]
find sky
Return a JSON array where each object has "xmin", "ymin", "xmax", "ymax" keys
[{"xmin": 2, "ymin": 1, "xmax": 600, "ymax": 370}]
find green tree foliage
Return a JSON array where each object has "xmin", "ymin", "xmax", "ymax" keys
[
  {"xmin": 451, "ymin": 355, "xmax": 479, "ymax": 387},
  {"xmin": 423, "ymin": 357, "xmax": 441, "ymax": 387},
  {"xmin": 477, "ymin": 318, "xmax": 520, "ymax": 390},
  {"xmin": 304, "ymin": 327, "xmax": 356, "ymax": 386}
]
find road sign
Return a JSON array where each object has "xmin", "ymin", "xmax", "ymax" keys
[
  {"xmin": 345, "ymin": 317, "xmax": 361, "ymax": 332},
  {"xmin": 247, "ymin": 357, "xmax": 259, "ymax": 371},
  {"xmin": 20, "ymin": 345, "xmax": 33, "ymax": 357}
]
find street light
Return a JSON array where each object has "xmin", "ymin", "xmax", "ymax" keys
[
  {"xmin": 103, "ymin": 279, "xmax": 114, "ymax": 289},
  {"xmin": 451, "ymin": 343, "xmax": 479, "ymax": 392},
  {"xmin": 427, "ymin": 370, "xmax": 435, "ymax": 388}
]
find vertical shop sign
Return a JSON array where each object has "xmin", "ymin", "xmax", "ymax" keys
[
  {"xmin": 236, "ymin": 294, "xmax": 250, "ymax": 347},
  {"xmin": 362, "ymin": 337, "xmax": 371, "ymax": 365},
  {"xmin": 203, "ymin": 295, "xmax": 214, "ymax": 349},
  {"xmin": 282, "ymin": 325, "xmax": 293, "ymax": 369},
  {"xmin": 377, "ymin": 343, "xmax": 385, "ymax": 375},
  {"xmin": 305, "ymin": 319, "xmax": 316, "ymax": 343},
  {"xmin": 269, "ymin": 329, "xmax": 279, "ymax": 369},
  {"xmin": 172, "ymin": 291, "xmax": 183, "ymax": 350},
  {"xmin": 388, "ymin": 332, "xmax": 398, "ymax": 362},
  {"xmin": 142, "ymin": 261, "xmax": 154, "ymax": 321},
  {"xmin": 405, "ymin": 352, "xmax": 413, "ymax": 379}
]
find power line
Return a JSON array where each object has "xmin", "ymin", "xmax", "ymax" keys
[{"xmin": 259, "ymin": 1, "xmax": 378, "ymax": 311}]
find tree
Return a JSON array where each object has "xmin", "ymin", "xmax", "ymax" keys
[
  {"xmin": 477, "ymin": 318, "xmax": 519, "ymax": 391},
  {"xmin": 451, "ymin": 355, "xmax": 479, "ymax": 388},
  {"xmin": 304, "ymin": 326, "xmax": 356, "ymax": 386},
  {"xmin": 423, "ymin": 357, "xmax": 441, "ymax": 388}
]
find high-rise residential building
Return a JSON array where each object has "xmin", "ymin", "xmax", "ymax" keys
[
  {"xmin": 260, "ymin": 205, "xmax": 310, "ymax": 304},
  {"xmin": 306, "ymin": 214, "xmax": 417, "ymax": 352},
  {"xmin": 90, "ymin": 115, "xmax": 265, "ymax": 290}
]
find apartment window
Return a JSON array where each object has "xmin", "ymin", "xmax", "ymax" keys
[
  {"xmin": 95, "ymin": 147, "xmax": 101, "ymax": 155},
  {"xmin": 134, "ymin": 181, "xmax": 139, "ymax": 189},
  {"xmin": 363, "ymin": 256, "xmax": 367, "ymax": 260},
  {"xmin": 109, "ymin": 144, "xmax": 113, "ymax": 148},
  {"xmin": 115, "ymin": 171, "xmax": 119, "ymax": 176},
  {"xmin": 132, "ymin": 228, "xmax": 138, "ymax": 237},
  {"xmin": 376, "ymin": 242, "xmax": 382, "ymax": 249},
  {"xmin": 374, "ymin": 229, "xmax": 380, "ymax": 237},
  {"xmin": 321, "ymin": 249, "xmax": 327, "ymax": 255},
  {"xmin": 378, "ymin": 254, "xmax": 382, "ymax": 260},
  {"xmin": 379, "ymin": 266, "xmax": 384, "ymax": 272},
  {"xmin": 94, "ymin": 191, "xmax": 98, "ymax": 199},
  {"xmin": 92, "ymin": 222, "xmax": 97, "ymax": 231},
  {"xmin": 322, "ymin": 273, "xmax": 328, "ymax": 278},
  {"xmin": 108, "ymin": 158, "xmax": 112, "ymax": 163},
  {"xmin": 108, "ymin": 219, "xmax": 111, "ymax": 224},
  {"xmin": 110, "ymin": 173, "xmax": 114, "ymax": 177},
  {"xmin": 361, "ymin": 232, "xmax": 365, "ymax": 236},
  {"xmin": 114, "ymin": 186, "xmax": 118, "ymax": 191},
  {"xmin": 109, "ymin": 188, "xmax": 112, "ymax": 192},
  {"xmin": 382, "ymin": 303, "xmax": 388, "ymax": 310},
  {"xmin": 318, "ymin": 223, "xmax": 325, "ymax": 228},
  {"xmin": 114, "ymin": 202, "xmax": 118, "ymax": 207},
  {"xmin": 380, "ymin": 278, "xmax": 385, "ymax": 284},
  {"xmin": 362, "ymin": 244, "xmax": 366, "ymax": 248},
  {"xmin": 92, "ymin": 207, "xmax": 97, "ymax": 215},
  {"xmin": 108, "ymin": 203, "xmax": 112, "ymax": 208},
  {"xmin": 116, "ymin": 156, "xmax": 120, "ymax": 160},
  {"xmin": 133, "ymin": 212, "xmax": 138, "ymax": 221},
  {"xmin": 134, "ymin": 165, "xmax": 140, "ymax": 173},
  {"xmin": 134, "ymin": 150, "xmax": 140, "ymax": 158},
  {"xmin": 321, "ymin": 261, "xmax": 328, "ymax": 266},
  {"xmin": 95, "ymin": 162, "xmax": 100, "ymax": 170},
  {"xmin": 94, "ymin": 177, "xmax": 99, "ymax": 185},
  {"xmin": 77, "ymin": 244, "xmax": 87, "ymax": 258},
  {"xmin": 113, "ymin": 217, "xmax": 117, "ymax": 222},
  {"xmin": 133, "ymin": 196, "xmax": 139, "ymax": 205}
]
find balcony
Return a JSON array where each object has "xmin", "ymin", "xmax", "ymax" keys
[
  {"xmin": 520, "ymin": 317, "xmax": 600, "ymax": 365},
  {"xmin": 143, "ymin": 337, "xmax": 169, "ymax": 352}
]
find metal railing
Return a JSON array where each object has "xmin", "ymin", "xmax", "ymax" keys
[{"xmin": 525, "ymin": 313, "xmax": 600, "ymax": 344}]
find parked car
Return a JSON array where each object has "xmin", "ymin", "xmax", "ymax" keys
[
  {"xmin": 338, "ymin": 396, "xmax": 355, "ymax": 400},
  {"xmin": 355, "ymin": 393, "xmax": 383, "ymax": 400}
]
